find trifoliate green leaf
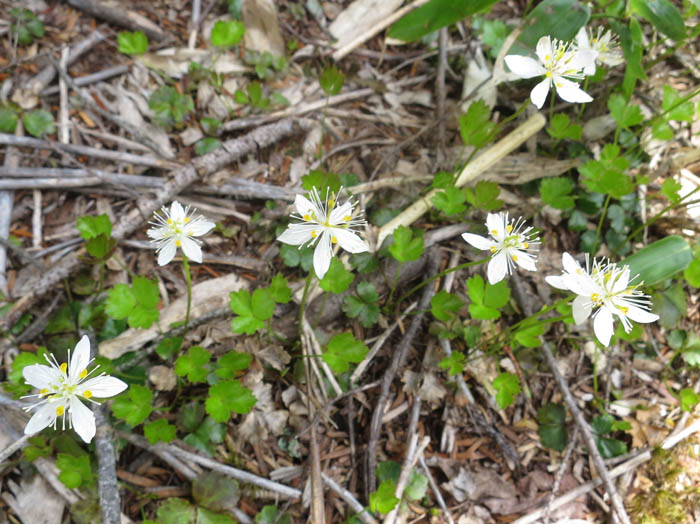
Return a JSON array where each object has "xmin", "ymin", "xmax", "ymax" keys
[{"xmin": 175, "ymin": 346, "xmax": 211, "ymax": 383}]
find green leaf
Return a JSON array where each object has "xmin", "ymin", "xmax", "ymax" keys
[
  {"xmin": 466, "ymin": 274, "xmax": 485, "ymax": 305},
  {"xmin": 376, "ymin": 461, "xmax": 401, "ymax": 483},
  {"xmin": 518, "ymin": 0, "xmax": 589, "ymax": 50},
  {"xmin": 23, "ymin": 110, "xmax": 55, "ymax": 137},
  {"xmin": 608, "ymin": 94, "xmax": 643, "ymax": 128},
  {"xmin": 661, "ymin": 178, "xmax": 682, "ymax": 204},
  {"xmin": 537, "ymin": 403, "xmax": 568, "ymax": 451},
  {"xmin": 56, "ymin": 453, "xmax": 93, "ymax": 489},
  {"xmin": 612, "ymin": 19, "xmax": 647, "ymax": 99},
  {"xmin": 319, "ymin": 66, "xmax": 344, "ymax": 96},
  {"xmin": 301, "ymin": 171, "xmax": 342, "ymax": 196},
  {"xmin": 680, "ymin": 388, "xmax": 700, "ymax": 412},
  {"xmin": 200, "ymin": 117, "xmax": 221, "ymax": 135},
  {"xmin": 629, "ymin": 0, "xmax": 686, "ymax": 41},
  {"xmin": 370, "ymin": 480, "xmax": 399, "ymax": 514},
  {"xmin": 663, "ymin": 85, "xmax": 695, "ymax": 122},
  {"xmin": 389, "ymin": 226, "xmax": 424, "ymax": 263},
  {"xmin": 622, "ymin": 236, "xmax": 692, "ymax": 286},
  {"xmin": 467, "ymin": 275, "xmax": 508, "ymax": 320},
  {"xmin": 323, "ymin": 332, "xmax": 368, "ymax": 374},
  {"xmin": 112, "ymin": 385, "xmax": 153, "ymax": 426},
  {"xmin": 148, "ymin": 86, "xmax": 194, "ymax": 128},
  {"xmin": 156, "ymin": 336, "xmax": 184, "ymax": 359},
  {"xmin": 387, "ymin": 0, "xmax": 500, "ymax": 42},
  {"xmin": 117, "ymin": 30, "xmax": 148, "ymax": 54},
  {"xmin": 651, "ymin": 282, "xmax": 686, "ymax": 329},
  {"xmin": 215, "ymin": 351, "xmax": 252, "ymax": 379},
  {"xmin": 194, "ymin": 137, "xmax": 222, "ymax": 155},
  {"xmin": 269, "ymin": 273, "xmax": 291, "ymax": 303},
  {"xmin": 175, "ymin": 346, "xmax": 211, "ymax": 383},
  {"xmin": 342, "ymin": 281, "xmax": 380, "ymax": 327},
  {"xmin": 230, "ymin": 290, "xmax": 264, "ymax": 334},
  {"xmin": 597, "ymin": 436, "xmax": 627, "ymax": 458},
  {"xmin": 211, "ymin": 20, "xmax": 246, "ymax": 47},
  {"xmin": 484, "ymin": 279, "xmax": 510, "ymax": 309},
  {"xmin": 493, "ymin": 372, "xmax": 520, "ymax": 410},
  {"xmin": 465, "ymin": 181, "xmax": 503, "ymax": 211},
  {"xmin": 405, "ymin": 471, "xmax": 429, "ymax": 501},
  {"xmin": 128, "ymin": 305, "xmax": 159, "ymax": 329},
  {"xmin": 540, "ymin": 177, "xmax": 575, "ymax": 210},
  {"xmin": 319, "ymin": 258, "xmax": 354, "ymax": 294},
  {"xmin": 439, "ymin": 351, "xmax": 466, "ymax": 376},
  {"xmin": 459, "ymin": 99, "xmax": 496, "ymax": 148},
  {"xmin": 105, "ymin": 284, "xmax": 137, "ymax": 320},
  {"xmin": 132, "ymin": 276, "xmax": 160, "ymax": 309},
  {"xmin": 579, "ymin": 144, "xmax": 634, "ymax": 199},
  {"xmin": 684, "ymin": 258, "xmax": 700, "ymax": 288},
  {"xmin": 206, "ymin": 380, "xmax": 257, "ymax": 422},
  {"xmin": 255, "ymin": 506, "xmax": 291, "ymax": 524},
  {"xmin": 192, "ymin": 471, "xmax": 240, "ymax": 513},
  {"xmin": 432, "ymin": 186, "xmax": 468, "ymax": 216},
  {"xmin": 0, "ymin": 107, "xmax": 19, "ymax": 133},
  {"xmin": 251, "ymin": 288, "xmax": 275, "ymax": 321},
  {"xmin": 350, "ymin": 252, "xmax": 379, "ymax": 274},
  {"xmin": 479, "ymin": 18, "xmax": 508, "ymax": 58},
  {"xmin": 144, "ymin": 419, "xmax": 177, "ymax": 444},
  {"xmin": 514, "ymin": 323, "xmax": 545, "ymax": 347},
  {"xmin": 157, "ymin": 499, "xmax": 196, "ymax": 524},
  {"xmin": 431, "ymin": 291, "xmax": 464, "ymax": 322},
  {"xmin": 651, "ymin": 119, "xmax": 673, "ymax": 141},
  {"xmin": 547, "ymin": 113, "xmax": 582, "ymax": 141},
  {"xmin": 197, "ymin": 508, "xmax": 236, "ymax": 524}
]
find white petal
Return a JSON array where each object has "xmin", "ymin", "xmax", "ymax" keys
[
  {"xmin": 185, "ymin": 219, "xmax": 215, "ymax": 237},
  {"xmin": 294, "ymin": 194, "xmax": 316, "ymax": 218},
  {"xmin": 170, "ymin": 201, "xmax": 185, "ymax": 222},
  {"xmin": 553, "ymin": 77, "xmax": 592, "ymax": 104},
  {"xmin": 487, "ymin": 252, "xmax": 508, "ymax": 284},
  {"xmin": 512, "ymin": 250, "xmax": 537, "ymax": 272},
  {"xmin": 313, "ymin": 232, "xmax": 333, "ymax": 279},
  {"xmin": 535, "ymin": 36, "xmax": 553, "ymax": 63},
  {"xmin": 24, "ymin": 402, "xmax": 58, "ymax": 436},
  {"xmin": 332, "ymin": 228, "xmax": 369, "ymax": 253},
  {"xmin": 567, "ymin": 49, "xmax": 597, "ymax": 72},
  {"xmin": 329, "ymin": 200, "xmax": 354, "ymax": 225},
  {"xmin": 561, "ymin": 253, "xmax": 580, "ymax": 274},
  {"xmin": 530, "ymin": 78, "xmax": 551, "ymax": 109},
  {"xmin": 621, "ymin": 304, "xmax": 659, "ymax": 324},
  {"xmin": 157, "ymin": 240, "xmax": 177, "ymax": 266},
  {"xmin": 572, "ymin": 295, "xmax": 592, "ymax": 324},
  {"xmin": 504, "ymin": 55, "xmax": 545, "ymax": 79},
  {"xmin": 23, "ymin": 364, "xmax": 60, "ymax": 390},
  {"xmin": 612, "ymin": 267, "xmax": 630, "ymax": 294},
  {"xmin": 461, "ymin": 233, "xmax": 493, "ymax": 251},
  {"xmin": 277, "ymin": 223, "xmax": 316, "ymax": 246},
  {"xmin": 70, "ymin": 397, "xmax": 96, "ymax": 443},
  {"xmin": 545, "ymin": 275, "xmax": 570, "ymax": 290},
  {"xmin": 78, "ymin": 376, "xmax": 128, "ymax": 398},
  {"xmin": 147, "ymin": 226, "xmax": 166, "ymax": 240},
  {"xmin": 582, "ymin": 62, "xmax": 596, "ymax": 76},
  {"xmin": 69, "ymin": 336, "xmax": 91, "ymax": 381},
  {"xmin": 486, "ymin": 213, "xmax": 506, "ymax": 240},
  {"xmin": 180, "ymin": 235, "xmax": 203, "ymax": 263},
  {"xmin": 593, "ymin": 307, "xmax": 615, "ymax": 346},
  {"xmin": 575, "ymin": 27, "xmax": 589, "ymax": 48}
]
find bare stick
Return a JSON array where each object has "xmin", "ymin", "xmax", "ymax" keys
[
  {"xmin": 366, "ymin": 250, "xmax": 440, "ymax": 493},
  {"xmin": 0, "ymin": 117, "xmax": 22, "ymax": 296},
  {"xmin": 94, "ymin": 405, "xmax": 121, "ymax": 524},
  {"xmin": 331, "ymin": 0, "xmax": 431, "ymax": 61},
  {"xmin": 376, "ymin": 112, "xmax": 546, "ymax": 246},
  {"xmin": 0, "ymin": 134, "xmax": 179, "ymax": 169},
  {"xmin": 65, "ymin": 0, "xmax": 169, "ymax": 41},
  {"xmin": 510, "ymin": 276, "xmax": 631, "ymax": 524},
  {"xmin": 0, "ymin": 118, "xmax": 310, "ymax": 331},
  {"xmin": 116, "ymin": 431, "xmax": 199, "ymax": 481},
  {"xmin": 41, "ymin": 65, "xmax": 130, "ymax": 96},
  {"xmin": 322, "ymin": 473, "xmax": 377, "ymax": 524},
  {"xmin": 435, "ymin": 27, "xmax": 448, "ymax": 163},
  {"xmin": 418, "ymin": 455, "xmax": 455, "ymax": 524},
  {"xmin": 0, "ymin": 434, "xmax": 30, "ymax": 464}
]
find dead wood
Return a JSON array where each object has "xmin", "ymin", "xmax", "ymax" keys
[{"xmin": 64, "ymin": 0, "xmax": 170, "ymax": 41}]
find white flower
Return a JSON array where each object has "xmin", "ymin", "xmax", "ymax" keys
[
  {"xmin": 546, "ymin": 253, "xmax": 659, "ymax": 346},
  {"xmin": 147, "ymin": 201, "xmax": 215, "ymax": 266},
  {"xmin": 462, "ymin": 212, "xmax": 540, "ymax": 284},
  {"xmin": 277, "ymin": 186, "xmax": 369, "ymax": 279},
  {"xmin": 22, "ymin": 336, "xmax": 128, "ymax": 443},
  {"xmin": 504, "ymin": 35, "xmax": 596, "ymax": 109},
  {"xmin": 576, "ymin": 26, "xmax": 624, "ymax": 75}
]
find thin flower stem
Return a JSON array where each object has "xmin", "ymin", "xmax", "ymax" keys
[
  {"xmin": 299, "ymin": 272, "xmax": 313, "ymax": 337},
  {"xmin": 182, "ymin": 255, "xmax": 192, "ymax": 331},
  {"xmin": 576, "ymin": 76, "xmax": 590, "ymax": 123},
  {"xmin": 594, "ymin": 194, "xmax": 612, "ymax": 250},
  {"xmin": 387, "ymin": 262, "xmax": 403, "ymax": 308},
  {"xmin": 548, "ymin": 90, "xmax": 556, "ymax": 123}
]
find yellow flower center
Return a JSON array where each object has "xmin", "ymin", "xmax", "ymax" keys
[
  {"xmin": 344, "ymin": 215, "xmax": 351, "ymax": 222},
  {"xmin": 311, "ymin": 230, "xmax": 317, "ymax": 238},
  {"xmin": 167, "ymin": 218, "xmax": 172, "ymax": 224},
  {"xmin": 303, "ymin": 214, "xmax": 311, "ymax": 221},
  {"xmin": 512, "ymin": 254, "xmax": 518, "ymax": 262},
  {"xmin": 80, "ymin": 369, "xmax": 88, "ymax": 379},
  {"xmin": 523, "ymin": 242, "xmax": 529, "ymax": 249},
  {"xmin": 545, "ymin": 54, "xmax": 551, "ymax": 61},
  {"xmin": 546, "ymin": 71, "xmax": 553, "ymax": 78},
  {"xmin": 56, "ymin": 405, "xmax": 65, "ymax": 416},
  {"xmin": 331, "ymin": 236, "xmax": 338, "ymax": 244},
  {"xmin": 175, "ymin": 239, "xmax": 181, "ymax": 247},
  {"xmin": 506, "ymin": 225, "xmax": 513, "ymax": 233},
  {"xmin": 60, "ymin": 363, "xmax": 67, "ymax": 374},
  {"xmin": 491, "ymin": 229, "xmax": 498, "ymax": 236},
  {"xmin": 83, "ymin": 390, "xmax": 93, "ymax": 399},
  {"xmin": 184, "ymin": 217, "xmax": 190, "ymax": 223},
  {"xmin": 40, "ymin": 388, "xmax": 48, "ymax": 395},
  {"xmin": 490, "ymin": 246, "xmax": 498, "ymax": 253},
  {"xmin": 618, "ymin": 306, "xmax": 628, "ymax": 314}
]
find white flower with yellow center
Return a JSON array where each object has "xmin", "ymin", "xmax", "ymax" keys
[
  {"xmin": 147, "ymin": 201, "xmax": 215, "ymax": 266},
  {"xmin": 22, "ymin": 336, "xmax": 128, "ymax": 443},
  {"xmin": 546, "ymin": 253, "xmax": 659, "ymax": 346},
  {"xmin": 462, "ymin": 212, "xmax": 540, "ymax": 284},
  {"xmin": 277, "ymin": 186, "xmax": 369, "ymax": 279},
  {"xmin": 576, "ymin": 26, "xmax": 624, "ymax": 75},
  {"xmin": 504, "ymin": 35, "xmax": 596, "ymax": 109}
]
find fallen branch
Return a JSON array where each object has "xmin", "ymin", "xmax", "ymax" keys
[
  {"xmin": 94, "ymin": 405, "xmax": 121, "ymax": 524},
  {"xmin": 65, "ymin": 0, "xmax": 170, "ymax": 41},
  {"xmin": 321, "ymin": 473, "xmax": 377, "ymax": 524}
]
